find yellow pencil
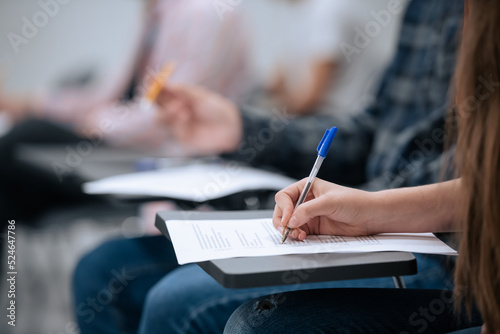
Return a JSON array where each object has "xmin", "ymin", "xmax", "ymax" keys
[{"xmin": 140, "ymin": 62, "xmax": 176, "ymax": 109}]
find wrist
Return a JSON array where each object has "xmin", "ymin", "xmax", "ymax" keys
[
  {"xmin": 362, "ymin": 190, "xmax": 392, "ymax": 235},
  {"xmin": 367, "ymin": 188, "xmax": 423, "ymax": 234}
]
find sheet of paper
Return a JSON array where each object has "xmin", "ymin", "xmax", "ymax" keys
[
  {"xmin": 166, "ymin": 218, "xmax": 457, "ymax": 265},
  {"xmin": 83, "ymin": 162, "xmax": 296, "ymax": 201}
]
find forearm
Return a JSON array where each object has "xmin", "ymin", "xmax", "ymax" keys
[
  {"xmin": 291, "ymin": 61, "xmax": 336, "ymax": 114},
  {"xmin": 226, "ymin": 106, "xmax": 372, "ymax": 185},
  {"xmin": 367, "ymin": 179, "xmax": 461, "ymax": 234}
]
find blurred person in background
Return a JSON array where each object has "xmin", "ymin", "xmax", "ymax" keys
[
  {"xmin": 242, "ymin": 0, "xmax": 404, "ymax": 116},
  {"xmin": 0, "ymin": 0, "xmax": 250, "ymax": 229}
]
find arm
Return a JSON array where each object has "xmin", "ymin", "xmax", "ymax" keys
[
  {"xmin": 272, "ymin": 60, "xmax": 336, "ymax": 115},
  {"xmin": 273, "ymin": 178, "xmax": 461, "ymax": 241},
  {"xmin": 292, "ymin": 60, "xmax": 336, "ymax": 114},
  {"xmin": 156, "ymin": 84, "xmax": 377, "ymax": 185},
  {"xmin": 229, "ymin": 104, "xmax": 374, "ymax": 184},
  {"xmin": 369, "ymin": 179, "xmax": 460, "ymax": 234}
]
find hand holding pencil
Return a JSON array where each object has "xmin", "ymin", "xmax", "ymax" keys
[
  {"xmin": 140, "ymin": 62, "xmax": 176, "ymax": 110},
  {"xmin": 154, "ymin": 82, "xmax": 243, "ymax": 155}
]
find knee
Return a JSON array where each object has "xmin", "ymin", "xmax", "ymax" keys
[
  {"xmin": 140, "ymin": 265, "xmax": 217, "ymax": 333},
  {"xmin": 142, "ymin": 265, "xmax": 211, "ymax": 319},
  {"xmin": 141, "ymin": 278, "xmax": 179, "ymax": 324},
  {"xmin": 73, "ymin": 246, "xmax": 107, "ymax": 297},
  {"xmin": 73, "ymin": 239, "xmax": 124, "ymax": 297},
  {"xmin": 139, "ymin": 278, "xmax": 181, "ymax": 333},
  {"xmin": 72, "ymin": 244, "xmax": 112, "ymax": 324},
  {"xmin": 142, "ymin": 280, "xmax": 166, "ymax": 312},
  {"xmin": 224, "ymin": 298, "xmax": 270, "ymax": 334}
]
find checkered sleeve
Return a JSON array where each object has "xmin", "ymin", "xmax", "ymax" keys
[{"xmin": 224, "ymin": 104, "xmax": 377, "ymax": 186}]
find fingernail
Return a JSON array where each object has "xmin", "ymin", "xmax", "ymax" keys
[{"xmin": 289, "ymin": 216, "xmax": 298, "ymax": 228}]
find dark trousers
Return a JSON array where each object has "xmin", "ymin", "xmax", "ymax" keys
[
  {"xmin": 225, "ymin": 288, "xmax": 483, "ymax": 333},
  {"xmin": 0, "ymin": 119, "xmax": 98, "ymax": 229}
]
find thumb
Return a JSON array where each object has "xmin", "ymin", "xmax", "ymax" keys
[{"xmin": 287, "ymin": 196, "xmax": 334, "ymax": 229}]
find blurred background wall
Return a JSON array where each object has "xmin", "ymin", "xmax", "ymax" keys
[{"xmin": 0, "ymin": 0, "xmax": 144, "ymax": 95}]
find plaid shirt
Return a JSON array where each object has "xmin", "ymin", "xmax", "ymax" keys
[{"xmin": 230, "ymin": 0, "xmax": 463, "ymax": 191}]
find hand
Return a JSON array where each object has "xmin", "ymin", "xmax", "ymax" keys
[
  {"xmin": 273, "ymin": 178, "xmax": 375, "ymax": 241},
  {"xmin": 155, "ymin": 84, "xmax": 242, "ymax": 155},
  {"xmin": 0, "ymin": 90, "xmax": 32, "ymax": 122}
]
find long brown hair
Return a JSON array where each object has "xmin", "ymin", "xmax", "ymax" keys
[{"xmin": 454, "ymin": 0, "xmax": 500, "ymax": 329}]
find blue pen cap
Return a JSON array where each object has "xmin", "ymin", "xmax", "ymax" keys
[{"xmin": 316, "ymin": 127, "xmax": 338, "ymax": 158}]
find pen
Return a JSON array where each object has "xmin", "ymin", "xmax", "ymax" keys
[
  {"xmin": 139, "ymin": 62, "xmax": 176, "ymax": 110},
  {"xmin": 281, "ymin": 126, "xmax": 338, "ymax": 244}
]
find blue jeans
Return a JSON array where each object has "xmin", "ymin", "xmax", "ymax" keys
[
  {"xmin": 73, "ymin": 235, "xmax": 455, "ymax": 334},
  {"xmin": 73, "ymin": 236, "xmax": 179, "ymax": 334},
  {"xmin": 224, "ymin": 289, "xmax": 483, "ymax": 333}
]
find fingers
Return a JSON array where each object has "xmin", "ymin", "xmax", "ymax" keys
[
  {"xmin": 157, "ymin": 84, "xmax": 191, "ymax": 101},
  {"xmin": 274, "ymin": 178, "xmax": 337, "ymax": 241},
  {"xmin": 273, "ymin": 203, "xmax": 303, "ymax": 241},
  {"xmin": 278, "ymin": 178, "xmax": 308, "ymax": 202},
  {"xmin": 156, "ymin": 85, "xmax": 194, "ymax": 129},
  {"xmin": 287, "ymin": 195, "xmax": 334, "ymax": 229},
  {"xmin": 272, "ymin": 203, "xmax": 284, "ymax": 234},
  {"xmin": 275, "ymin": 178, "xmax": 370, "ymax": 239},
  {"xmin": 273, "ymin": 179, "xmax": 312, "ymax": 241},
  {"xmin": 273, "ymin": 179, "xmax": 308, "ymax": 229},
  {"xmin": 156, "ymin": 84, "xmax": 199, "ymax": 112},
  {"xmin": 287, "ymin": 227, "xmax": 307, "ymax": 241},
  {"xmin": 157, "ymin": 84, "xmax": 207, "ymax": 105},
  {"xmin": 272, "ymin": 201, "xmax": 294, "ymax": 236}
]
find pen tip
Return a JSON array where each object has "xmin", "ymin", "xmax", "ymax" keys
[{"xmin": 281, "ymin": 228, "xmax": 290, "ymax": 244}]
